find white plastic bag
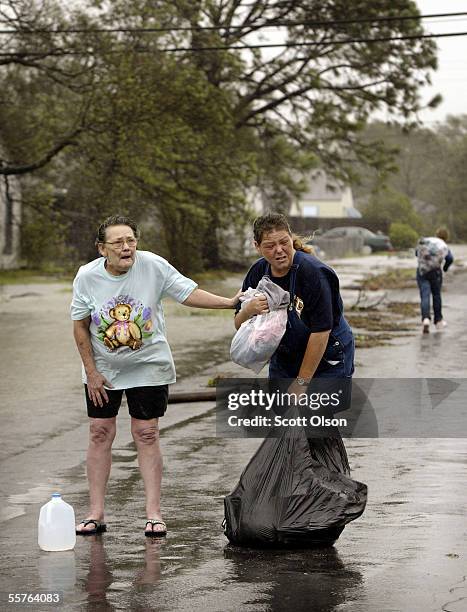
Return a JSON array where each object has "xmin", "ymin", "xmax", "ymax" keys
[{"xmin": 230, "ymin": 285, "xmax": 288, "ymax": 373}]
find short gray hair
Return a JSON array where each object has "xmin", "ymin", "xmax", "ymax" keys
[{"xmin": 96, "ymin": 215, "xmax": 139, "ymax": 245}]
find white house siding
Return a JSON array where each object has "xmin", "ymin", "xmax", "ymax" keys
[
  {"xmin": 300, "ymin": 199, "xmax": 344, "ymax": 218},
  {"xmin": 0, "ymin": 173, "xmax": 22, "ymax": 269},
  {"xmin": 296, "ymin": 178, "xmax": 356, "ymax": 218}
]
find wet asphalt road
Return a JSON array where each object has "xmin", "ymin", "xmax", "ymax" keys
[
  {"xmin": 1, "ymin": 252, "xmax": 466, "ymax": 611},
  {"xmin": 0, "ymin": 414, "xmax": 466, "ymax": 611}
]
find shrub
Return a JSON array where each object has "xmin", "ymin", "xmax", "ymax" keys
[
  {"xmin": 361, "ymin": 187, "xmax": 423, "ymax": 233},
  {"xmin": 389, "ymin": 222, "xmax": 419, "ymax": 249}
]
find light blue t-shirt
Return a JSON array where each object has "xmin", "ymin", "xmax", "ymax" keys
[{"xmin": 70, "ymin": 250, "xmax": 197, "ymax": 389}]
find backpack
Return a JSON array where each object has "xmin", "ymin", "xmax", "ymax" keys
[{"xmin": 417, "ymin": 237, "xmax": 448, "ymax": 275}]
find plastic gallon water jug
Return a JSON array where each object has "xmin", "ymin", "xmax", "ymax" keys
[{"xmin": 38, "ymin": 493, "xmax": 76, "ymax": 551}]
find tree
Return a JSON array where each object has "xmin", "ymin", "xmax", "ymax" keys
[
  {"xmin": 1, "ymin": 0, "xmax": 443, "ymax": 270},
  {"xmin": 352, "ymin": 117, "xmax": 467, "ymax": 240},
  {"xmin": 1, "ymin": 0, "xmax": 441, "ymax": 181},
  {"xmin": 361, "ymin": 186, "xmax": 422, "ymax": 233},
  {"xmin": 0, "ymin": 0, "xmax": 100, "ymax": 176},
  {"xmin": 165, "ymin": 1, "xmax": 438, "ymax": 175},
  {"xmin": 352, "ymin": 121, "xmax": 441, "ymax": 198},
  {"xmin": 1, "ymin": 0, "xmax": 255, "ymax": 269},
  {"xmin": 429, "ymin": 116, "xmax": 467, "ymax": 239},
  {"xmin": 56, "ymin": 35, "xmax": 254, "ymax": 270}
]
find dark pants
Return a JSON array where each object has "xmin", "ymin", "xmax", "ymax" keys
[{"xmin": 416, "ymin": 269, "xmax": 443, "ymax": 323}]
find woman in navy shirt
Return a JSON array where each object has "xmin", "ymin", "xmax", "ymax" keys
[{"xmin": 235, "ymin": 213, "xmax": 354, "ymax": 396}]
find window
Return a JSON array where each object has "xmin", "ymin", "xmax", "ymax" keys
[{"xmin": 303, "ymin": 205, "xmax": 319, "ymax": 217}]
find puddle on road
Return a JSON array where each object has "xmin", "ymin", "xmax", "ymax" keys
[
  {"xmin": 2, "ymin": 406, "xmax": 466, "ymax": 611},
  {"xmin": 2, "ymin": 481, "xmax": 70, "ymax": 522}
]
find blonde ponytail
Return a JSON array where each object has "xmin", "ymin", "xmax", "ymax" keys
[{"xmin": 292, "ymin": 235, "xmax": 315, "ymax": 255}]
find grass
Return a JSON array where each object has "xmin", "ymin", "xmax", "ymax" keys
[
  {"xmin": 0, "ymin": 268, "xmax": 73, "ymax": 285},
  {"xmin": 354, "ymin": 333, "xmax": 404, "ymax": 348},
  {"xmin": 360, "ymin": 268, "xmax": 416, "ymax": 291},
  {"xmin": 190, "ymin": 269, "xmax": 230, "ymax": 284},
  {"xmin": 346, "ymin": 312, "xmax": 416, "ymax": 333},
  {"xmin": 385, "ymin": 301, "xmax": 420, "ymax": 317},
  {"xmin": 207, "ymin": 374, "xmax": 227, "ymax": 387},
  {"xmin": 347, "ymin": 298, "xmax": 419, "ymax": 345}
]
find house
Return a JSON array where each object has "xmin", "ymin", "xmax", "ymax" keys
[
  {"xmin": 243, "ymin": 170, "xmax": 360, "ymax": 257},
  {"xmin": 290, "ymin": 169, "xmax": 361, "ymax": 218}
]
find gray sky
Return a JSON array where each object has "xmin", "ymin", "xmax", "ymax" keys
[{"xmin": 414, "ymin": 0, "xmax": 467, "ymax": 124}]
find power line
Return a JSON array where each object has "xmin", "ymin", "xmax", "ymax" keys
[
  {"xmin": 164, "ymin": 30, "xmax": 467, "ymax": 52},
  {"xmin": 0, "ymin": 29, "xmax": 466, "ymax": 57},
  {"xmin": 1, "ymin": 11, "xmax": 467, "ymax": 35}
]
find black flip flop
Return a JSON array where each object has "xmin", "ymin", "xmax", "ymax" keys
[
  {"xmin": 145, "ymin": 519, "xmax": 167, "ymax": 538},
  {"xmin": 76, "ymin": 519, "xmax": 107, "ymax": 535}
]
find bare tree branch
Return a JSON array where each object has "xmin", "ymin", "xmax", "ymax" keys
[{"xmin": 0, "ymin": 126, "xmax": 83, "ymax": 175}]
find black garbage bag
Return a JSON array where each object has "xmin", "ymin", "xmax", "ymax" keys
[{"xmin": 224, "ymin": 425, "xmax": 367, "ymax": 548}]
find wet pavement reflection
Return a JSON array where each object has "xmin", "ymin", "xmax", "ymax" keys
[
  {"xmin": 223, "ymin": 546, "xmax": 363, "ymax": 612},
  {"xmin": 5, "ymin": 414, "xmax": 458, "ymax": 611},
  {"xmin": 84, "ymin": 536, "xmax": 114, "ymax": 609},
  {"xmin": 76, "ymin": 535, "xmax": 165, "ymax": 609}
]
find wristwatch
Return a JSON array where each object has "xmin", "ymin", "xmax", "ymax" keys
[{"xmin": 296, "ymin": 377, "xmax": 310, "ymax": 386}]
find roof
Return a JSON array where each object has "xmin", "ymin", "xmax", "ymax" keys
[{"xmin": 301, "ymin": 169, "xmax": 347, "ymax": 201}]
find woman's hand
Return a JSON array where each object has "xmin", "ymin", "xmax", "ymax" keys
[
  {"xmin": 228, "ymin": 288, "xmax": 244, "ymax": 308},
  {"xmin": 234, "ymin": 292, "xmax": 269, "ymax": 329},
  {"xmin": 86, "ymin": 370, "xmax": 114, "ymax": 407},
  {"xmin": 244, "ymin": 294, "xmax": 269, "ymax": 317}
]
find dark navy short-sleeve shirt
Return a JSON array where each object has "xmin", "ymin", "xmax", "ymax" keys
[{"xmin": 237, "ymin": 252, "xmax": 344, "ymax": 333}]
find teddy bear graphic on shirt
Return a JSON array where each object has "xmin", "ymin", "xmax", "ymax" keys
[{"xmin": 92, "ymin": 295, "xmax": 154, "ymax": 352}]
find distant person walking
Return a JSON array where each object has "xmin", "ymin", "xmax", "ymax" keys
[
  {"xmin": 71, "ymin": 215, "xmax": 240, "ymax": 537},
  {"xmin": 416, "ymin": 227, "xmax": 454, "ymax": 333}
]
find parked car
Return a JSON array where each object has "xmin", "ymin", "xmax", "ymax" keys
[{"xmin": 321, "ymin": 226, "xmax": 393, "ymax": 252}]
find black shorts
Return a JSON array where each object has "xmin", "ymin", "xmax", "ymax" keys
[{"xmin": 84, "ymin": 384, "xmax": 169, "ymax": 420}]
